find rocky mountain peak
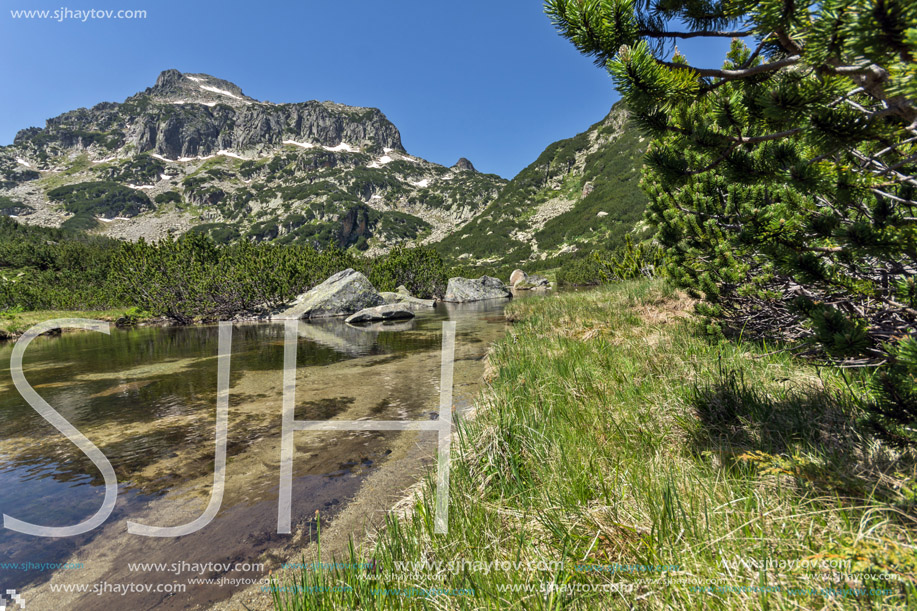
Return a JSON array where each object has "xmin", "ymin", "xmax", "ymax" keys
[
  {"xmin": 452, "ymin": 157, "xmax": 476, "ymax": 172},
  {"xmin": 10, "ymin": 69, "xmax": 407, "ymax": 159},
  {"xmin": 144, "ymin": 69, "xmax": 256, "ymax": 107}
]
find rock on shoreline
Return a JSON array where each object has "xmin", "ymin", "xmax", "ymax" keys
[{"xmin": 443, "ymin": 276, "xmax": 512, "ymax": 302}]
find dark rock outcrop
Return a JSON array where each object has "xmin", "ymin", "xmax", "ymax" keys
[
  {"xmin": 14, "ymin": 70, "xmax": 405, "ymax": 159},
  {"xmin": 452, "ymin": 157, "xmax": 476, "ymax": 172}
]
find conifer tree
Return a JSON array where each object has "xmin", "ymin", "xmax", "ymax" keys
[{"xmin": 547, "ymin": 0, "xmax": 917, "ymax": 442}]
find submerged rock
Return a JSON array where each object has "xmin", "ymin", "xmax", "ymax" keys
[
  {"xmin": 345, "ymin": 304, "xmax": 416, "ymax": 324},
  {"xmin": 275, "ymin": 269, "xmax": 383, "ymax": 319},
  {"xmin": 443, "ymin": 276, "xmax": 512, "ymax": 302}
]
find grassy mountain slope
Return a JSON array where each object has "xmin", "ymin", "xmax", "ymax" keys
[{"xmin": 433, "ymin": 102, "xmax": 648, "ymax": 271}]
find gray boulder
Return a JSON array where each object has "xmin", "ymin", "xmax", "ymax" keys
[
  {"xmin": 443, "ymin": 276, "xmax": 512, "ymax": 302},
  {"xmin": 345, "ymin": 304, "xmax": 416, "ymax": 324},
  {"xmin": 530, "ymin": 274, "xmax": 550, "ymax": 287},
  {"xmin": 379, "ymin": 291, "xmax": 435, "ymax": 309},
  {"xmin": 515, "ymin": 274, "xmax": 551, "ymax": 290},
  {"xmin": 509, "ymin": 269, "xmax": 528, "ymax": 287},
  {"xmin": 275, "ymin": 269, "xmax": 383, "ymax": 319}
]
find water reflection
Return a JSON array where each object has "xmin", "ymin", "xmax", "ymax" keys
[{"xmin": 0, "ymin": 301, "xmax": 510, "ymax": 608}]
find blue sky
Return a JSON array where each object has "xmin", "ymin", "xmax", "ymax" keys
[{"xmin": 0, "ymin": 0, "xmax": 731, "ymax": 178}]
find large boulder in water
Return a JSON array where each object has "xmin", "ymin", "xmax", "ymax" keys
[
  {"xmin": 276, "ymin": 269, "xmax": 383, "ymax": 319},
  {"xmin": 443, "ymin": 276, "xmax": 512, "ymax": 302},
  {"xmin": 345, "ymin": 303, "xmax": 416, "ymax": 324}
]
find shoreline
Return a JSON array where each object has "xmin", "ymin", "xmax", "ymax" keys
[{"xmin": 211, "ymin": 342, "xmax": 499, "ymax": 611}]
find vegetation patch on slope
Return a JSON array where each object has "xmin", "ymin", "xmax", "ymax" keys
[
  {"xmin": 434, "ymin": 105, "xmax": 647, "ymax": 271},
  {"xmin": 47, "ymin": 180, "xmax": 153, "ymax": 218}
]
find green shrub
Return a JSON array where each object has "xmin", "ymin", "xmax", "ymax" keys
[
  {"xmin": 48, "ymin": 181, "xmax": 152, "ymax": 218},
  {"xmin": 106, "ymin": 155, "xmax": 164, "ymax": 184},
  {"xmin": 368, "ymin": 246, "xmax": 448, "ymax": 299},
  {"xmin": 154, "ymin": 190, "xmax": 181, "ymax": 205},
  {"xmin": 557, "ymin": 236, "xmax": 662, "ymax": 286},
  {"xmin": 107, "ymin": 234, "xmax": 359, "ymax": 323}
]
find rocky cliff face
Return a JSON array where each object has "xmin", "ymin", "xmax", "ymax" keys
[
  {"xmin": 13, "ymin": 70, "xmax": 405, "ymax": 160},
  {"xmin": 0, "ymin": 70, "xmax": 505, "ymax": 251}
]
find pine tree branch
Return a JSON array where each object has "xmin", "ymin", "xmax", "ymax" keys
[
  {"xmin": 851, "ymin": 150, "xmax": 917, "ymax": 187},
  {"xmin": 654, "ymin": 56, "xmax": 800, "ymax": 79},
  {"xmin": 668, "ymin": 128, "xmax": 804, "ymax": 175},
  {"xmin": 878, "ymin": 153, "xmax": 917, "ymax": 175},
  {"xmin": 774, "ymin": 28, "xmax": 804, "ymax": 55},
  {"xmin": 740, "ymin": 34, "xmax": 774, "ymax": 70},
  {"xmin": 733, "ymin": 129, "xmax": 803, "ymax": 145},
  {"xmin": 639, "ymin": 29, "xmax": 753, "ymax": 39}
]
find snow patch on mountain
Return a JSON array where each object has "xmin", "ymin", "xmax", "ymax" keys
[
  {"xmin": 283, "ymin": 140, "xmax": 315, "ymax": 149},
  {"xmin": 199, "ymin": 85, "xmax": 242, "ymax": 100},
  {"xmin": 324, "ymin": 142, "xmax": 356, "ymax": 153}
]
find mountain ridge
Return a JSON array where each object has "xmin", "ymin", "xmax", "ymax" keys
[
  {"xmin": 0, "ymin": 70, "xmax": 647, "ymax": 265},
  {"xmin": 435, "ymin": 102, "xmax": 648, "ymax": 270}
]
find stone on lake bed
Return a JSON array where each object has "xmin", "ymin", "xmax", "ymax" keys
[{"xmin": 345, "ymin": 303, "xmax": 416, "ymax": 324}]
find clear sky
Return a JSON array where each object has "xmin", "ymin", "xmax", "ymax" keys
[{"xmin": 0, "ymin": 0, "xmax": 730, "ymax": 178}]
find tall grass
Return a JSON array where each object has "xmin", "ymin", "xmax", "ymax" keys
[{"xmin": 271, "ymin": 280, "xmax": 917, "ymax": 610}]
